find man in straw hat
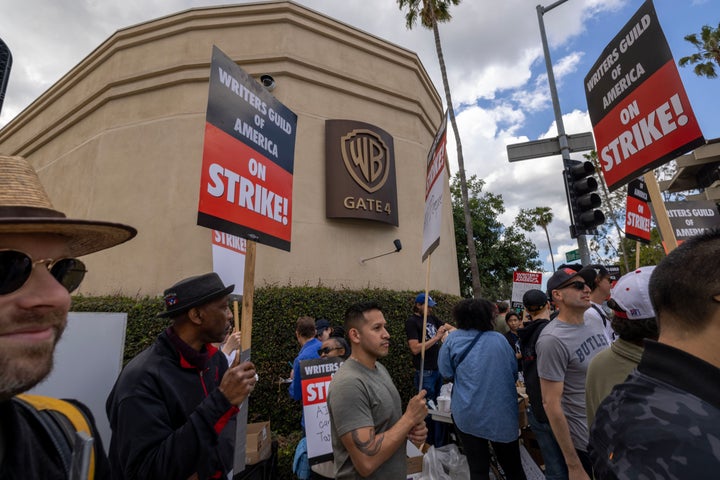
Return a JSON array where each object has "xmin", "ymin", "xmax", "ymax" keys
[
  {"xmin": 0, "ymin": 155, "xmax": 136, "ymax": 478},
  {"xmin": 106, "ymin": 272, "xmax": 258, "ymax": 479}
]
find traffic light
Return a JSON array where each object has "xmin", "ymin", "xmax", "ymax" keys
[{"xmin": 563, "ymin": 159, "xmax": 605, "ymax": 238}]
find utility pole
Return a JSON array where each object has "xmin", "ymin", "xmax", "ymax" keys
[{"xmin": 537, "ymin": 1, "xmax": 592, "ymax": 266}]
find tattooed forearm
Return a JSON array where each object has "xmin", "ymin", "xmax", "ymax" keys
[{"xmin": 351, "ymin": 429, "xmax": 383, "ymax": 456}]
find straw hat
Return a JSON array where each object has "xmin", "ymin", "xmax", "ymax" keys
[{"xmin": 0, "ymin": 155, "xmax": 137, "ymax": 256}]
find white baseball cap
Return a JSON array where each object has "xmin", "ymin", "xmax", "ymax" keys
[{"xmin": 609, "ymin": 266, "xmax": 656, "ymax": 320}]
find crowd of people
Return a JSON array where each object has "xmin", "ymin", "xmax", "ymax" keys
[
  {"xmin": 1, "ymin": 153, "xmax": 718, "ymax": 480},
  {"xmin": 323, "ymin": 241, "xmax": 719, "ymax": 480}
]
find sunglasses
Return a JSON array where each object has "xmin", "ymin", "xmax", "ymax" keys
[
  {"xmin": 0, "ymin": 249, "xmax": 87, "ymax": 295},
  {"xmin": 318, "ymin": 346, "xmax": 343, "ymax": 356},
  {"xmin": 559, "ymin": 280, "xmax": 588, "ymax": 291}
]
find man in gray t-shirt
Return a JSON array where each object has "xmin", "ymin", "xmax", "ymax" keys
[
  {"xmin": 537, "ymin": 268, "xmax": 609, "ymax": 479},
  {"xmin": 328, "ymin": 301, "xmax": 428, "ymax": 479}
]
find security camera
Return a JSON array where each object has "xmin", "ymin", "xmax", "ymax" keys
[{"xmin": 260, "ymin": 74, "xmax": 275, "ymax": 91}]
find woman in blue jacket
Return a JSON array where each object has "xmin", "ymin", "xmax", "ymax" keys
[{"xmin": 438, "ymin": 298, "xmax": 527, "ymax": 480}]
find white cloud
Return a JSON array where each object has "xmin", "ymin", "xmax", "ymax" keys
[{"xmin": 1, "ymin": 0, "xmax": 713, "ymax": 272}]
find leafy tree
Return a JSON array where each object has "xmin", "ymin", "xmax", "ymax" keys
[
  {"xmin": 451, "ymin": 174, "xmax": 542, "ymax": 299},
  {"xmin": 516, "ymin": 206, "xmax": 555, "ymax": 271},
  {"xmin": 398, "ymin": 0, "xmax": 483, "ymax": 297},
  {"xmin": 617, "ymin": 228, "xmax": 666, "ymax": 274},
  {"xmin": 679, "ymin": 23, "xmax": 720, "ymax": 78}
]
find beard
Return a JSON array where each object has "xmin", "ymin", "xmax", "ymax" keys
[{"xmin": 0, "ymin": 310, "xmax": 66, "ymax": 400}]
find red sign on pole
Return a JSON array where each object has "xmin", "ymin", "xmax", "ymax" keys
[
  {"xmin": 511, "ymin": 271, "xmax": 543, "ymax": 310},
  {"xmin": 198, "ymin": 46, "xmax": 297, "ymax": 251},
  {"xmin": 584, "ymin": 0, "xmax": 704, "ymax": 191},
  {"xmin": 625, "ymin": 178, "xmax": 652, "ymax": 243}
]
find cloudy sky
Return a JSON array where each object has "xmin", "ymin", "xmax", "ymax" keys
[{"xmin": 1, "ymin": 0, "xmax": 717, "ymax": 271}]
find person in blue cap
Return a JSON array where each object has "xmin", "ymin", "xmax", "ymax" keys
[{"xmin": 405, "ymin": 292, "xmax": 454, "ymax": 446}]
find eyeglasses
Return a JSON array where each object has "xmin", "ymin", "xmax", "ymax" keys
[
  {"xmin": 318, "ymin": 347, "xmax": 343, "ymax": 356},
  {"xmin": 559, "ymin": 281, "xmax": 588, "ymax": 291},
  {"xmin": 0, "ymin": 249, "xmax": 87, "ymax": 295}
]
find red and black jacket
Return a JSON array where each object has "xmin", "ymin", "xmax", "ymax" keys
[{"xmin": 106, "ymin": 329, "xmax": 238, "ymax": 479}]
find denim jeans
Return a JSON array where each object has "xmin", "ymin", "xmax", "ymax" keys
[
  {"xmin": 527, "ymin": 408, "xmax": 568, "ymax": 480},
  {"xmin": 413, "ymin": 369, "xmax": 446, "ymax": 447}
]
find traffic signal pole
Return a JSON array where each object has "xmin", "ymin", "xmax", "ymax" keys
[{"xmin": 537, "ymin": 1, "xmax": 592, "ymax": 266}]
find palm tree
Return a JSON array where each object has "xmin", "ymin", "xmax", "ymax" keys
[
  {"xmin": 679, "ymin": 23, "xmax": 720, "ymax": 79},
  {"xmin": 398, "ymin": 0, "xmax": 482, "ymax": 297},
  {"xmin": 516, "ymin": 207, "xmax": 555, "ymax": 271}
]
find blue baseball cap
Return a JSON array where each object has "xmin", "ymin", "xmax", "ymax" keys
[{"xmin": 414, "ymin": 293, "xmax": 437, "ymax": 307}]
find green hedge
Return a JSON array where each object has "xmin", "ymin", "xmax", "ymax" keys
[{"xmin": 72, "ymin": 285, "xmax": 461, "ymax": 477}]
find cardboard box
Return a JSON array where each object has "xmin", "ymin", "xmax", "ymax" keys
[
  {"xmin": 406, "ymin": 455, "xmax": 423, "ymax": 475},
  {"xmin": 406, "ymin": 440, "xmax": 426, "ymax": 475},
  {"xmin": 245, "ymin": 421, "xmax": 271, "ymax": 465}
]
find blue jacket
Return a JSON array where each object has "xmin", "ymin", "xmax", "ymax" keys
[
  {"xmin": 438, "ymin": 329, "xmax": 519, "ymax": 443},
  {"xmin": 289, "ymin": 338, "xmax": 321, "ymax": 401}
]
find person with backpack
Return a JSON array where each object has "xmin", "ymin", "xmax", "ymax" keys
[
  {"xmin": 0, "ymin": 155, "xmax": 136, "ymax": 479},
  {"xmin": 518, "ymin": 289, "xmax": 567, "ymax": 480},
  {"xmin": 438, "ymin": 298, "xmax": 527, "ymax": 480}
]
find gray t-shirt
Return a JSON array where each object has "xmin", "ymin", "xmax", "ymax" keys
[
  {"xmin": 327, "ymin": 358, "xmax": 404, "ymax": 479},
  {"xmin": 536, "ymin": 318, "xmax": 609, "ymax": 451}
]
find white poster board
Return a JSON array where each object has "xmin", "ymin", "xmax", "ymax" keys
[
  {"xmin": 300, "ymin": 357, "xmax": 344, "ymax": 463},
  {"xmin": 212, "ymin": 230, "xmax": 246, "ymax": 294},
  {"xmin": 511, "ymin": 271, "xmax": 543, "ymax": 310},
  {"xmin": 29, "ymin": 312, "xmax": 127, "ymax": 450},
  {"xmin": 422, "ymin": 114, "xmax": 448, "ymax": 261}
]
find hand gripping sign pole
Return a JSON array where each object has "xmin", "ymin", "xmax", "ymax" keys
[
  {"xmin": 198, "ymin": 46, "xmax": 297, "ymax": 474},
  {"xmin": 231, "ymin": 240, "xmax": 256, "ymax": 473}
]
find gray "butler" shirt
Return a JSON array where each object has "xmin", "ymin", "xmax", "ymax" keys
[{"xmin": 536, "ymin": 318, "xmax": 609, "ymax": 451}]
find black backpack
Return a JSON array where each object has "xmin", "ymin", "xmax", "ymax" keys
[
  {"xmin": 517, "ymin": 319, "xmax": 551, "ymax": 423},
  {"xmin": 12, "ymin": 394, "xmax": 96, "ymax": 479}
]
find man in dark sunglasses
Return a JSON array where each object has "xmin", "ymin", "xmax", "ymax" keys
[
  {"xmin": 0, "ymin": 155, "xmax": 136, "ymax": 478},
  {"xmin": 535, "ymin": 267, "xmax": 610, "ymax": 479},
  {"xmin": 319, "ymin": 336, "xmax": 349, "ymax": 359}
]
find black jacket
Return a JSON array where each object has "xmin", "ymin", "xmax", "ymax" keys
[
  {"xmin": 0, "ymin": 398, "xmax": 111, "ymax": 479},
  {"xmin": 106, "ymin": 330, "xmax": 237, "ymax": 479},
  {"xmin": 517, "ymin": 318, "xmax": 551, "ymax": 423}
]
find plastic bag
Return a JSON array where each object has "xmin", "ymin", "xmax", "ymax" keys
[
  {"xmin": 422, "ymin": 443, "xmax": 470, "ymax": 480},
  {"xmin": 439, "ymin": 382, "xmax": 453, "ymax": 398}
]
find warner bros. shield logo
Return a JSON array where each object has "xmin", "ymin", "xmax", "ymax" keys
[{"xmin": 340, "ymin": 129, "xmax": 390, "ymax": 193}]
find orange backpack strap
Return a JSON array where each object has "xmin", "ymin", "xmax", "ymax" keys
[{"xmin": 14, "ymin": 394, "xmax": 96, "ymax": 480}]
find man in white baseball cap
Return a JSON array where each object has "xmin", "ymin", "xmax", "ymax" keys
[{"xmin": 584, "ymin": 266, "xmax": 658, "ymax": 426}]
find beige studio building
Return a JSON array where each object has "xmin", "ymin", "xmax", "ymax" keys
[{"xmin": 0, "ymin": 1, "xmax": 460, "ymax": 297}]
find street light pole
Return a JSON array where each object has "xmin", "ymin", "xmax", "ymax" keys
[{"xmin": 537, "ymin": 1, "xmax": 592, "ymax": 266}]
